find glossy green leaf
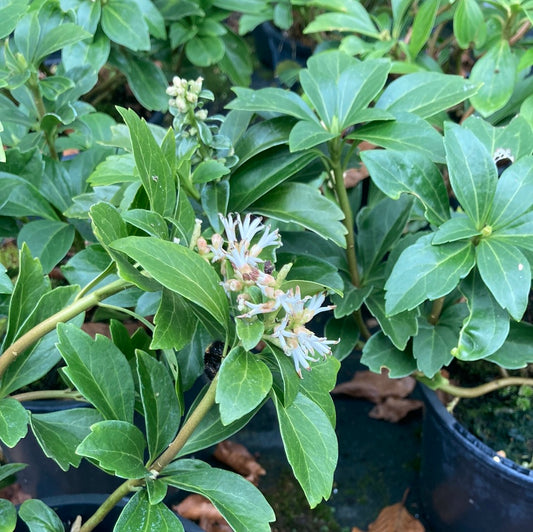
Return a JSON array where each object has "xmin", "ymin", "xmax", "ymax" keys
[
  {"xmin": 201, "ymin": 180, "xmax": 230, "ymax": 233},
  {"xmin": 250, "ymin": 182, "xmax": 347, "ymax": 247},
  {"xmin": 216, "ymin": 347, "xmax": 272, "ymax": 425},
  {"xmin": 487, "ymin": 156, "xmax": 533, "ymax": 230},
  {"xmin": 275, "ymin": 392, "xmax": 337, "ymax": 508},
  {"xmin": 136, "ymin": 351, "xmax": 181, "ymax": 461},
  {"xmin": 470, "ymin": 41, "xmax": 518, "ymax": 117},
  {"xmin": 19, "ymin": 499, "xmax": 64, "ymax": 532},
  {"xmin": 289, "ymin": 120, "xmax": 337, "ymax": 151},
  {"xmin": 453, "ymin": 0, "xmax": 486, "ymax": 49},
  {"xmin": 34, "ymin": 23, "xmax": 91, "ymax": 63},
  {"xmin": 115, "ymin": 490, "xmax": 184, "ymax": 532},
  {"xmin": 444, "ymin": 123, "xmax": 497, "ymax": 227},
  {"xmin": 39, "ymin": 76, "xmax": 75, "ymax": 101},
  {"xmin": 17, "ymin": 220, "xmax": 75, "ymax": 274},
  {"xmin": 192, "ymin": 160, "xmax": 230, "ymax": 184},
  {"xmin": 0, "ymin": 498, "xmax": 16, "ymax": 531},
  {"xmin": 77, "ymin": 420, "xmax": 146, "ymax": 478},
  {"xmin": 57, "ymin": 323, "xmax": 135, "ymax": 422},
  {"xmin": 263, "ymin": 344, "xmax": 300, "ymax": 408},
  {"xmin": 325, "ymin": 316, "xmax": 360, "ymax": 362},
  {"xmin": 219, "ymin": 30, "xmax": 252, "ymax": 86},
  {"xmin": 164, "ymin": 459, "xmax": 275, "ymax": 532},
  {"xmin": 185, "ymin": 35, "xmax": 225, "ymax": 66},
  {"xmin": 361, "ymin": 332, "xmax": 417, "ymax": 377},
  {"xmin": 110, "ymin": 236, "xmax": 229, "ymax": 328},
  {"xmin": 350, "ymin": 111, "xmax": 445, "ymax": 163},
  {"xmin": 304, "ymin": 11, "xmax": 379, "ymax": 38},
  {"xmin": 0, "ymin": 263, "xmax": 11, "ymax": 294},
  {"xmin": 227, "ymin": 87, "xmax": 317, "ymax": 122},
  {"xmin": 0, "ymin": 398, "xmax": 29, "ymax": 447},
  {"xmin": 486, "ymin": 322, "xmax": 533, "ymax": 369},
  {"xmin": 299, "ymin": 53, "xmax": 390, "ymax": 131},
  {"xmin": 87, "ymin": 153, "xmax": 137, "ymax": 186},
  {"xmin": 0, "ymin": 0, "xmax": 28, "ymax": 39},
  {"xmin": 492, "ymin": 211, "xmax": 533, "ymax": 251},
  {"xmin": 476, "ymin": 240, "xmax": 531, "ymax": 320},
  {"xmin": 2, "ymin": 244, "xmax": 50, "ymax": 349},
  {"xmin": 454, "ymin": 270, "xmax": 510, "ymax": 360},
  {"xmin": 236, "ymin": 319, "xmax": 264, "ymax": 351},
  {"xmin": 228, "ymin": 147, "xmax": 317, "ymax": 212},
  {"xmin": 146, "ymin": 477, "xmax": 168, "ymax": 505},
  {"xmin": 408, "ymin": 0, "xmax": 439, "ymax": 57},
  {"xmin": 376, "ymin": 72, "xmax": 480, "ymax": 118},
  {"xmin": 122, "ymin": 209, "xmax": 168, "ymax": 240},
  {"xmin": 298, "ymin": 357, "xmax": 340, "ymax": 426},
  {"xmin": 31, "ymin": 408, "xmax": 103, "ymax": 471},
  {"xmin": 101, "ymin": 0, "xmax": 150, "ymax": 51},
  {"xmin": 361, "ymin": 149, "xmax": 449, "ymax": 226},
  {"xmin": 331, "ymin": 281, "xmax": 372, "ymax": 318},
  {"xmin": 118, "ymin": 108, "xmax": 175, "ymax": 217},
  {"xmin": 357, "ymin": 194, "xmax": 413, "ymax": 275},
  {"xmin": 432, "ymin": 214, "xmax": 481, "ymax": 245},
  {"xmin": 385, "ymin": 235, "xmax": 475, "ymax": 315}
]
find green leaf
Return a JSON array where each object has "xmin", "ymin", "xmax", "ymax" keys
[
  {"xmin": 262, "ymin": 344, "xmax": 300, "ymax": 408},
  {"xmin": 228, "ymin": 147, "xmax": 317, "ymax": 212},
  {"xmin": 227, "ymin": 87, "xmax": 317, "ymax": 122},
  {"xmin": 39, "ymin": 76, "xmax": 75, "ymax": 102},
  {"xmin": 192, "ymin": 160, "xmax": 230, "ymax": 184},
  {"xmin": 0, "ymin": 462, "xmax": 27, "ymax": 483},
  {"xmin": 0, "ymin": 499, "xmax": 16, "ymax": 532},
  {"xmin": 454, "ymin": 270, "xmax": 510, "ymax": 360},
  {"xmin": 361, "ymin": 150, "xmax": 449, "ymax": 226},
  {"xmin": 487, "ymin": 156, "xmax": 533, "ymax": 230},
  {"xmin": 88, "ymin": 153, "xmax": 137, "ymax": 186},
  {"xmin": 331, "ymin": 282, "xmax": 372, "ymax": 318},
  {"xmin": 413, "ymin": 318, "xmax": 456, "ymax": 378},
  {"xmin": 17, "ymin": 220, "xmax": 75, "ymax": 273},
  {"xmin": 470, "ymin": 41, "xmax": 518, "ymax": 117},
  {"xmin": 325, "ymin": 316, "xmax": 360, "ymax": 361},
  {"xmin": 385, "ymin": 235, "xmax": 475, "ymax": 315},
  {"xmin": 216, "ymin": 347, "xmax": 272, "ymax": 425},
  {"xmin": 299, "ymin": 52, "xmax": 390, "ymax": 131},
  {"xmin": 289, "ymin": 120, "xmax": 337, "ymax": 151},
  {"xmin": 361, "ymin": 332, "xmax": 417, "ymax": 377},
  {"xmin": 491, "ymin": 211, "xmax": 533, "ymax": 251},
  {"xmin": 19, "ymin": 499, "xmax": 64, "ymax": 532},
  {"xmin": 357, "ymin": 194, "xmax": 413, "ymax": 275},
  {"xmin": 453, "ymin": 0, "xmax": 486, "ymax": 49},
  {"xmin": 57, "ymin": 323, "xmax": 135, "ymax": 422},
  {"xmin": 77, "ymin": 420, "xmax": 146, "ymax": 479},
  {"xmin": 486, "ymin": 322, "xmax": 533, "ymax": 369},
  {"xmin": 0, "ymin": 263, "xmax": 12, "ymax": 294},
  {"xmin": 0, "ymin": 398, "xmax": 29, "ymax": 447},
  {"xmin": 274, "ymin": 392, "xmax": 337, "ymax": 508},
  {"xmin": 122, "ymin": 209, "xmax": 168, "ymax": 240},
  {"xmin": 136, "ymin": 351, "xmax": 181, "ymax": 461},
  {"xmin": 101, "ymin": 0, "xmax": 150, "ymax": 51},
  {"xmin": 186, "ymin": 35, "xmax": 225, "ymax": 66},
  {"xmin": 250, "ymin": 182, "xmax": 347, "ymax": 247},
  {"xmin": 175, "ymin": 324, "xmax": 210, "ymax": 392},
  {"xmin": 476, "ymin": 239, "xmax": 531, "ymax": 320},
  {"xmin": 298, "ymin": 357, "xmax": 340, "ymax": 426},
  {"xmin": 151, "ymin": 289, "xmax": 196, "ymax": 351},
  {"xmin": 164, "ymin": 460, "xmax": 275, "ymax": 532},
  {"xmin": 0, "ymin": 0, "xmax": 28, "ymax": 40},
  {"xmin": 432, "ymin": 214, "xmax": 481, "ymax": 245},
  {"xmin": 178, "ymin": 400, "xmax": 263, "ymax": 457},
  {"xmin": 366, "ymin": 289, "xmax": 419, "ymax": 350},
  {"xmin": 376, "ymin": 72, "xmax": 480, "ymax": 118},
  {"xmin": 2, "ymin": 243, "xmax": 50, "ymax": 349},
  {"xmin": 118, "ymin": 108, "xmax": 175, "ymax": 217},
  {"xmin": 236, "ymin": 319, "xmax": 264, "ymax": 351},
  {"xmin": 146, "ymin": 477, "xmax": 168, "ymax": 506},
  {"xmin": 350, "ymin": 111, "xmax": 445, "ymax": 163},
  {"xmin": 115, "ymin": 490, "xmax": 184, "ymax": 532},
  {"xmin": 201, "ymin": 180, "xmax": 230, "ymax": 232},
  {"xmin": 110, "ymin": 236, "xmax": 229, "ymax": 328},
  {"xmin": 444, "ymin": 123, "xmax": 497, "ymax": 227},
  {"xmin": 30, "ymin": 408, "xmax": 104, "ymax": 471},
  {"xmin": 304, "ymin": 11, "xmax": 379, "ymax": 39},
  {"xmin": 219, "ymin": 30, "xmax": 253, "ymax": 86},
  {"xmin": 408, "ymin": 0, "xmax": 439, "ymax": 57},
  {"xmin": 34, "ymin": 23, "xmax": 91, "ymax": 64}
]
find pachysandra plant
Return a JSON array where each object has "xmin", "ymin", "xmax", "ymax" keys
[{"xmin": 0, "ymin": 71, "xmax": 341, "ymax": 530}]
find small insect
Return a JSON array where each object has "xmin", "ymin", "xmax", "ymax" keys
[
  {"xmin": 493, "ymin": 148, "xmax": 514, "ymax": 176},
  {"xmin": 204, "ymin": 340, "xmax": 224, "ymax": 380},
  {"xmin": 264, "ymin": 260, "xmax": 274, "ymax": 275}
]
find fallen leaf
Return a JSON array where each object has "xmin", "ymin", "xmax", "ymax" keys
[
  {"xmin": 333, "ymin": 371, "xmax": 416, "ymax": 404},
  {"xmin": 344, "ymin": 165, "xmax": 369, "ymax": 188},
  {"xmin": 353, "ymin": 502, "xmax": 424, "ymax": 532},
  {"xmin": 0, "ymin": 482, "xmax": 31, "ymax": 505},
  {"xmin": 369, "ymin": 397, "xmax": 424, "ymax": 423},
  {"xmin": 174, "ymin": 494, "xmax": 231, "ymax": 532},
  {"xmin": 213, "ymin": 440, "xmax": 266, "ymax": 485}
]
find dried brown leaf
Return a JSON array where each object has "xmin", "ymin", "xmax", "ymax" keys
[
  {"xmin": 332, "ymin": 371, "xmax": 416, "ymax": 404},
  {"xmin": 344, "ymin": 165, "xmax": 369, "ymax": 188},
  {"xmin": 368, "ymin": 503, "xmax": 424, "ymax": 532},
  {"xmin": 0, "ymin": 483, "xmax": 31, "ymax": 505},
  {"xmin": 213, "ymin": 440, "xmax": 266, "ymax": 485},
  {"xmin": 368, "ymin": 397, "xmax": 423, "ymax": 423},
  {"xmin": 174, "ymin": 494, "xmax": 231, "ymax": 532}
]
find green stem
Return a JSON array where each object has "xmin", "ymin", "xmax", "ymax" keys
[
  {"xmin": 329, "ymin": 139, "xmax": 371, "ymax": 340},
  {"xmin": 0, "ymin": 279, "xmax": 131, "ymax": 378},
  {"xmin": 75, "ymin": 263, "xmax": 116, "ymax": 301},
  {"xmin": 436, "ymin": 377, "xmax": 533, "ymax": 399},
  {"xmin": 80, "ymin": 374, "xmax": 220, "ymax": 531},
  {"xmin": 428, "ymin": 297, "xmax": 445, "ymax": 326},
  {"xmin": 11, "ymin": 389, "xmax": 86, "ymax": 402}
]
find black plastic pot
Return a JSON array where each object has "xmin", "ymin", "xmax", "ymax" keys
[
  {"xmin": 419, "ymin": 384, "xmax": 533, "ymax": 532},
  {"xmin": 252, "ymin": 22, "xmax": 313, "ymax": 70},
  {"xmin": 2, "ymin": 400, "xmax": 123, "ymax": 498},
  {"xmin": 14, "ymin": 494, "xmax": 204, "ymax": 531}
]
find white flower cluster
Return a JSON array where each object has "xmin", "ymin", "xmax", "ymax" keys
[
  {"xmin": 198, "ymin": 213, "xmax": 338, "ymax": 377},
  {"xmin": 166, "ymin": 76, "xmax": 205, "ymax": 116}
]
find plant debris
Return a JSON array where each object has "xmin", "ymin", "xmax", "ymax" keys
[
  {"xmin": 352, "ymin": 502, "xmax": 425, "ymax": 532},
  {"xmin": 213, "ymin": 440, "xmax": 266, "ymax": 485}
]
